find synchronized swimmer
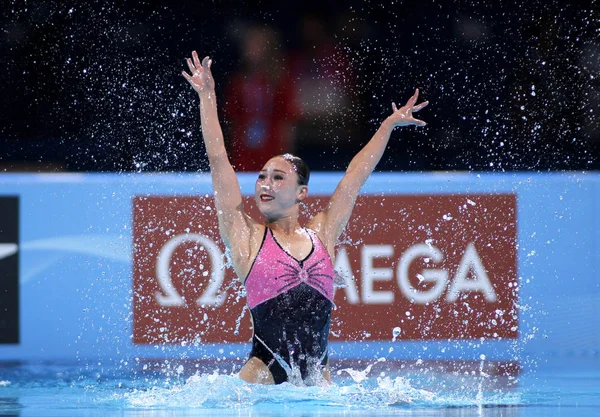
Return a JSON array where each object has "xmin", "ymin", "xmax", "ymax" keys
[{"xmin": 182, "ymin": 51, "xmax": 428, "ymax": 385}]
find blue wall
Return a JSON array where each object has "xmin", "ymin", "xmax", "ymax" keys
[{"xmin": 0, "ymin": 172, "xmax": 598, "ymax": 364}]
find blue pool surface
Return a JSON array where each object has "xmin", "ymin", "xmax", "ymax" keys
[{"xmin": 0, "ymin": 357, "xmax": 598, "ymax": 417}]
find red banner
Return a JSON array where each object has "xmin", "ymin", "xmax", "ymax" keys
[{"xmin": 133, "ymin": 194, "xmax": 517, "ymax": 344}]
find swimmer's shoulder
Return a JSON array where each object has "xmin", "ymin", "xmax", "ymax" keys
[
  {"xmin": 228, "ymin": 215, "xmax": 265, "ymax": 246},
  {"xmin": 306, "ymin": 212, "xmax": 327, "ymax": 238},
  {"xmin": 244, "ymin": 220, "xmax": 267, "ymax": 255},
  {"xmin": 306, "ymin": 214, "xmax": 335, "ymax": 257},
  {"xmin": 227, "ymin": 221, "xmax": 267, "ymax": 283}
]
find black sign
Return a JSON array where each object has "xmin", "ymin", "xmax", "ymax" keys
[{"xmin": 0, "ymin": 197, "xmax": 19, "ymax": 344}]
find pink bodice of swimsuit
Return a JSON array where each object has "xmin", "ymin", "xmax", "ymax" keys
[{"xmin": 244, "ymin": 228, "xmax": 335, "ymax": 309}]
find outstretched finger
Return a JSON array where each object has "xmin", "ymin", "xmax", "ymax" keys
[
  {"xmin": 412, "ymin": 117, "xmax": 427, "ymax": 127},
  {"xmin": 182, "ymin": 70, "xmax": 193, "ymax": 82},
  {"xmin": 413, "ymin": 101, "xmax": 429, "ymax": 112},
  {"xmin": 202, "ymin": 56, "xmax": 211, "ymax": 70},
  {"xmin": 407, "ymin": 88, "xmax": 420, "ymax": 106},
  {"xmin": 192, "ymin": 51, "xmax": 202, "ymax": 69},
  {"xmin": 392, "ymin": 102, "xmax": 398, "ymax": 112},
  {"xmin": 186, "ymin": 58, "xmax": 197, "ymax": 74}
]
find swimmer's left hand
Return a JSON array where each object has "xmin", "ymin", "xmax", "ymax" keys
[{"xmin": 389, "ymin": 89, "xmax": 428, "ymax": 127}]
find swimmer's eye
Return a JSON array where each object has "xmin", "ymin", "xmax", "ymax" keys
[
  {"xmin": 274, "ymin": 175, "xmax": 284, "ymax": 180},
  {"xmin": 258, "ymin": 174, "xmax": 266, "ymax": 180}
]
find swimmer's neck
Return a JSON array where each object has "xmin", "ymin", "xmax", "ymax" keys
[{"xmin": 265, "ymin": 216, "xmax": 304, "ymax": 236}]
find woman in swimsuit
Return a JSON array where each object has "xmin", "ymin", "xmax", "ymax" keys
[{"xmin": 182, "ymin": 51, "xmax": 428, "ymax": 385}]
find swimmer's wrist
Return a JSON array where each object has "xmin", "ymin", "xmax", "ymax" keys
[
  {"xmin": 198, "ymin": 89, "xmax": 216, "ymax": 99},
  {"xmin": 381, "ymin": 117, "xmax": 396, "ymax": 130}
]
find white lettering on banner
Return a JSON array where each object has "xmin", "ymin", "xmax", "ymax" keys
[
  {"xmin": 155, "ymin": 234, "xmax": 225, "ymax": 307},
  {"xmin": 361, "ymin": 245, "xmax": 394, "ymax": 304},
  {"xmin": 398, "ymin": 242, "xmax": 496, "ymax": 304},
  {"xmin": 333, "ymin": 247, "xmax": 359, "ymax": 304},
  {"xmin": 398, "ymin": 243, "xmax": 448, "ymax": 304},
  {"xmin": 334, "ymin": 242, "xmax": 497, "ymax": 305},
  {"xmin": 446, "ymin": 242, "xmax": 497, "ymax": 302}
]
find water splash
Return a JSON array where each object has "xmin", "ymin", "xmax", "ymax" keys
[
  {"xmin": 233, "ymin": 305, "xmax": 248, "ymax": 336},
  {"xmin": 122, "ymin": 371, "xmax": 436, "ymax": 409},
  {"xmin": 337, "ymin": 357, "xmax": 386, "ymax": 384},
  {"xmin": 392, "ymin": 326, "xmax": 401, "ymax": 342},
  {"xmin": 120, "ymin": 370, "xmax": 522, "ymax": 410}
]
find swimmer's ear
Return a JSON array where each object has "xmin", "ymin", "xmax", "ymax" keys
[{"xmin": 296, "ymin": 185, "xmax": 308, "ymax": 202}]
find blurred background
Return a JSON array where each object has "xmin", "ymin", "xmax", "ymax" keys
[{"xmin": 1, "ymin": 0, "xmax": 598, "ymax": 173}]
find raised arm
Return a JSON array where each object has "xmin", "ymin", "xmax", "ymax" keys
[
  {"xmin": 182, "ymin": 52, "xmax": 254, "ymax": 247},
  {"xmin": 310, "ymin": 89, "xmax": 429, "ymax": 248}
]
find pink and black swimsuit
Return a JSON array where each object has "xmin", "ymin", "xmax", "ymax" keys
[{"xmin": 244, "ymin": 227, "xmax": 335, "ymax": 384}]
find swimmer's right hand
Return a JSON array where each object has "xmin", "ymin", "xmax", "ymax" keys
[{"xmin": 182, "ymin": 51, "xmax": 215, "ymax": 95}]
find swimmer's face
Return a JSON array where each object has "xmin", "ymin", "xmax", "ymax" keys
[{"xmin": 255, "ymin": 157, "xmax": 308, "ymax": 219}]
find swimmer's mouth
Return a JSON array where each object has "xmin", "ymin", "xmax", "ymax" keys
[{"xmin": 260, "ymin": 194, "xmax": 274, "ymax": 202}]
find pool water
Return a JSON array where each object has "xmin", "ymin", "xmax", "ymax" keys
[{"xmin": 0, "ymin": 358, "xmax": 598, "ymax": 416}]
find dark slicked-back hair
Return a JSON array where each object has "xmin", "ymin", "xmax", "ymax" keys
[{"xmin": 279, "ymin": 153, "xmax": 310, "ymax": 186}]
